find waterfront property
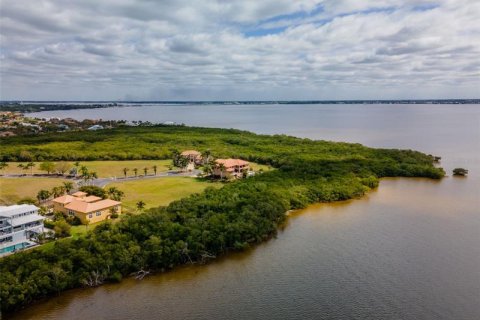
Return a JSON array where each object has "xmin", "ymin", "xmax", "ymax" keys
[
  {"xmin": 52, "ymin": 191, "xmax": 121, "ymax": 224},
  {"xmin": 0, "ymin": 204, "xmax": 44, "ymax": 256},
  {"xmin": 214, "ymin": 159, "xmax": 250, "ymax": 179}
]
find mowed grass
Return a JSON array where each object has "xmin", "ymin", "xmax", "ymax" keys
[
  {"xmin": 2, "ymin": 160, "xmax": 172, "ymax": 178},
  {"xmin": 0, "ymin": 177, "xmax": 69, "ymax": 205},
  {"xmin": 249, "ymin": 163, "xmax": 272, "ymax": 172},
  {"xmin": 108, "ymin": 177, "xmax": 222, "ymax": 211},
  {"xmin": 80, "ymin": 160, "xmax": 172, "ymax": 178}
]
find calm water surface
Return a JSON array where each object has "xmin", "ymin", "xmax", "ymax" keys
[{"xmin": 12, "ymin": 104, "xmax": 480, "ymax": 319}]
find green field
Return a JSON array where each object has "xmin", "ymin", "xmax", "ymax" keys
[
  {"xmin": 1, "ymin": 160, "xmax": 172, "ymax": 178},
  {"xmin": 0, "ymin": 177, "xmax": 69, "ymax": 205},
  {"xmin": 109, "ymin": 177, "xmax": 222, "ymax": 211}
]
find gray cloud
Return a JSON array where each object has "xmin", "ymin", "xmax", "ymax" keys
[{"xmin": 0, "ymin": 0, "xmax": 479, "ymax": 100}]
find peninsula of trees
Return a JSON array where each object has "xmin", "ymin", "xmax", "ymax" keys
[{"xmin": 0, "ymin": 126, "xmax": 445, "ymax": 313}]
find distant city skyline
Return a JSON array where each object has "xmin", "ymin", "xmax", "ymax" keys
[{"xmin": 1, "ymin": 0, "xmax": 479, "ymax": 100}]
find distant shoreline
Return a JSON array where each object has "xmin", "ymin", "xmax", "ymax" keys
[{"xmin": 1, "ymin": 99, "xmax": 479, "ymax": 113}]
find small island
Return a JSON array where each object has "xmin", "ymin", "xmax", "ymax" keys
[
  {"xmin": 453, "ymin": 168, "xmax": 469, "ymax": 176},
  {"xmin": 0, "ymin": 125, "xmax": 445, "ymax": 314}
]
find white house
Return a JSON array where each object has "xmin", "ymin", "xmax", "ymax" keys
[{"xmin": 0, "ymin": 204, "xmax": 44, "ymax": 256}]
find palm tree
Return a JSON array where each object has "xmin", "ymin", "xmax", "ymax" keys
[
  {"xmin": 143, "ymin": 167, "xmax": 148, "ymax": 176},
  {"xmin": 107, "ymin": 187, "xmax": 124, "ymax": 201},
  {"xmin": 63, "ymin": 182, "xmax": 74, "ymax": 194},
  {"xmin": 218, "ymin": 163, "xmax": 226, "ymax": 180},
  {"xmin": 37, "ymin": 189, "xmax": 51, "ymax": 203},
  {"xmin": 26, "ymin": 162, "xmax": 35, "ymax": 175},
  {"xmin": 17, "ymin": 163, "xmax": 27, "ymax": 175},
  {"xmin": 73, "ymin": 161, "xmax": 81, "ymax": 177},
  {"xmin": 90, "ymin": 172, "xmax": 98, "ymax": 184},
  {"xmin": 123, "ymin": 167, "xmax": 129, "ymax": 178},
  {"xmin": 133, "ymin": 168, "xmax": 138, "ymax": 177},
  {"xmin": 202, "ymin": 149, "xmax": 211, "ymax": 164},
  {"xmin": 171, "ymin": 149, "xmax": 180, "ymax": 166},
  {"xmin": 203, "ymin": 162, "xmax": 213, "ymax": 177},
  {"xmin": 178, "ymin": 156, "xmax": 189, "ymax": 172},
  {"xmin": 152, "ymin": 165, "xmax": 157, "ymax": 176},
  {"xmin": 136, "ymin": 200, "xmax": 146, "ymax": 212},
  {"xmin": 0, "ymin": 161, "xmax": 8, "ymax": 175},
  {"xmin": 80, "ymin": 166, "xmax": 89, "ymax": 180},
  {"xmin": 51, "ymin": 186, "xmax": 64, "ymax": 198}
]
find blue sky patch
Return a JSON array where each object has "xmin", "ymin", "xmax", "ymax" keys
[{"xmin": 412, "ymin": 3, "xmax": 440, "ymax": 12}]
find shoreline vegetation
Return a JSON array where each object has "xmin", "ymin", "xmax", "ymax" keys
[
  {"xmin": 0, "ymin": 125, "xmax": 445, "ymax": 313},
  {"xmin": 1, "ymin": 99, "xmax": 479, "ymax": 112}
]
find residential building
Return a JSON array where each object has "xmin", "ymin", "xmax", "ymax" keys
[
  {"xmin": 214, "ymin": 159, "xmax": 250, "ymax": 179},
  {"xmin": 181, "ymin": 150, "xmax": 203, "ymax": 164},
  {"xmin": 51, "ymin": 192, "xmax": 121, "ymax": 224},
  {"xmin": 181, "ymin": 150, "xmax": 203, "ymax": 171},
  {"xmin": 0, "ymin": 204, "xmax": 44, "ymax": 256}
]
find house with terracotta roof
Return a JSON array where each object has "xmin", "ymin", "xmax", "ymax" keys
[
  {"xmin": 52, "ymin": 192, "xmax": 121, "ymax": 224},
  {"xmin": 180, "ymin": 150, "xmax": 203, "ymax": 171},
  {"xmin": 181, "ymin": 150, "xmax": 203, "ymax": 164},
  {"xmin": 214, "ymin": 159, "xmax": 250, "ymax": 179}
]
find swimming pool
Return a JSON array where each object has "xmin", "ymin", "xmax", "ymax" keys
[{"xmin": 0, "ymin": 242, "xmax": 31, "ymax": 255}]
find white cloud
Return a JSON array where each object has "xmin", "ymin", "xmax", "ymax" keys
[{"xmin": 0, "ymin": 0, "xmax": 479, "ymax": 100}]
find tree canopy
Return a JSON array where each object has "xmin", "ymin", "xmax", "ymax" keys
[{"xmin": 0, "ymin": 126, "xmax": 445, "ymax": 313}]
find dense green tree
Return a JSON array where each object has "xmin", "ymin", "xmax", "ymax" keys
[
  {"xmin": 63, "ymin": 182, "xmax": 74, "ymax": 193},
  {"xmin": 39, "ymin": 161, "xmax": 55, "ymax": 174},
  {"xmin": 453, "ymin": 168, "xmax": 468, "ymax": 176},
  {"xmin": 107, "ymin": 187, "xmax": 124, "ymax": 201},
  {"xmin": 53, "ymin": 220, "xmax": 71, "ymax": 238},
  {"xmin": 0, "ymin": 126, "xmax": 446, "ymax": 314},
  {"xmin": 51, "ymin": 186, "xmax": 66, "ymax": 198},
  {"xmin": 79, "ymin": 186, "xmax": 106, "ymax": 198},
  {"xmin": 55, "ymin": 162, "xmax": 71, "ymax": 175},
  {"xmin": 36, "ymin": 189, "xmax": 51, "ymax": 203},
  {"xmin": 136, "ymin": 200, "xmax": 146, "ymax": 211}
]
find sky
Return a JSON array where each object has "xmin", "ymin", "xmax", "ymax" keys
[{"xmin": 0, "ymin": 0, "xmax": 479, "ymax": 101}]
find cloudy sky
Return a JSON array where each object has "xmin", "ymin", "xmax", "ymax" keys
[{"xmin": 1, "ymin": 0, "xmax": 479, "ymax": 101}]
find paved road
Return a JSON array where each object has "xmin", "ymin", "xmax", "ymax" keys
[{"xmin": 2, "ymin": 170, "xmax": 202, "ymax": 188}]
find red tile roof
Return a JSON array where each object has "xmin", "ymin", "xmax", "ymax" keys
[
  {"xmin": 52, "ymin": 195, "xmax": 77, "ymax": 204},
  {"xmin": 181, "ymin": 150, "xmax": 202, "ymax": 156},
  {"xmin": 72, "ymin": 191, "xmax": 87, "ymax": 197},
  {"xmin": 215, "ymin": 159, "xmax": 249, "ymax": 168},
  {"xmin": 83, "ymin": 196, "xmax": 102, "ymax": 203},
  {"xmin": 65, "ymin": 199, "xmax": 120, "ymax": 214}
]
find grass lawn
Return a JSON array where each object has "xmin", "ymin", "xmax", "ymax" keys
[
  {"xmin": 35, "ymin": 221, "xmax": 105, "ymax": 252},
  {"xmin": 249, "ymin": 163, "xmax": 272, "ymax": 172},
  {"xmin": 70, "ymin": 222, "xmax": 105, "ymax": 239},
  {"xmin": 109, "ymin": 177, "xmax": 222, "ymax": 212},
  {"xmin": 1, "ymin": 160, "xmax": 172, "ymax": 178},
  {"xmin": 0, "ymin": 177, "xmax": 69, "ymax": 205}
]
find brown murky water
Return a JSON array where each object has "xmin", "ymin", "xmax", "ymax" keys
[{"xmin": 10, "ymin": 104, "xmax": 480, "ymax": 319}]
